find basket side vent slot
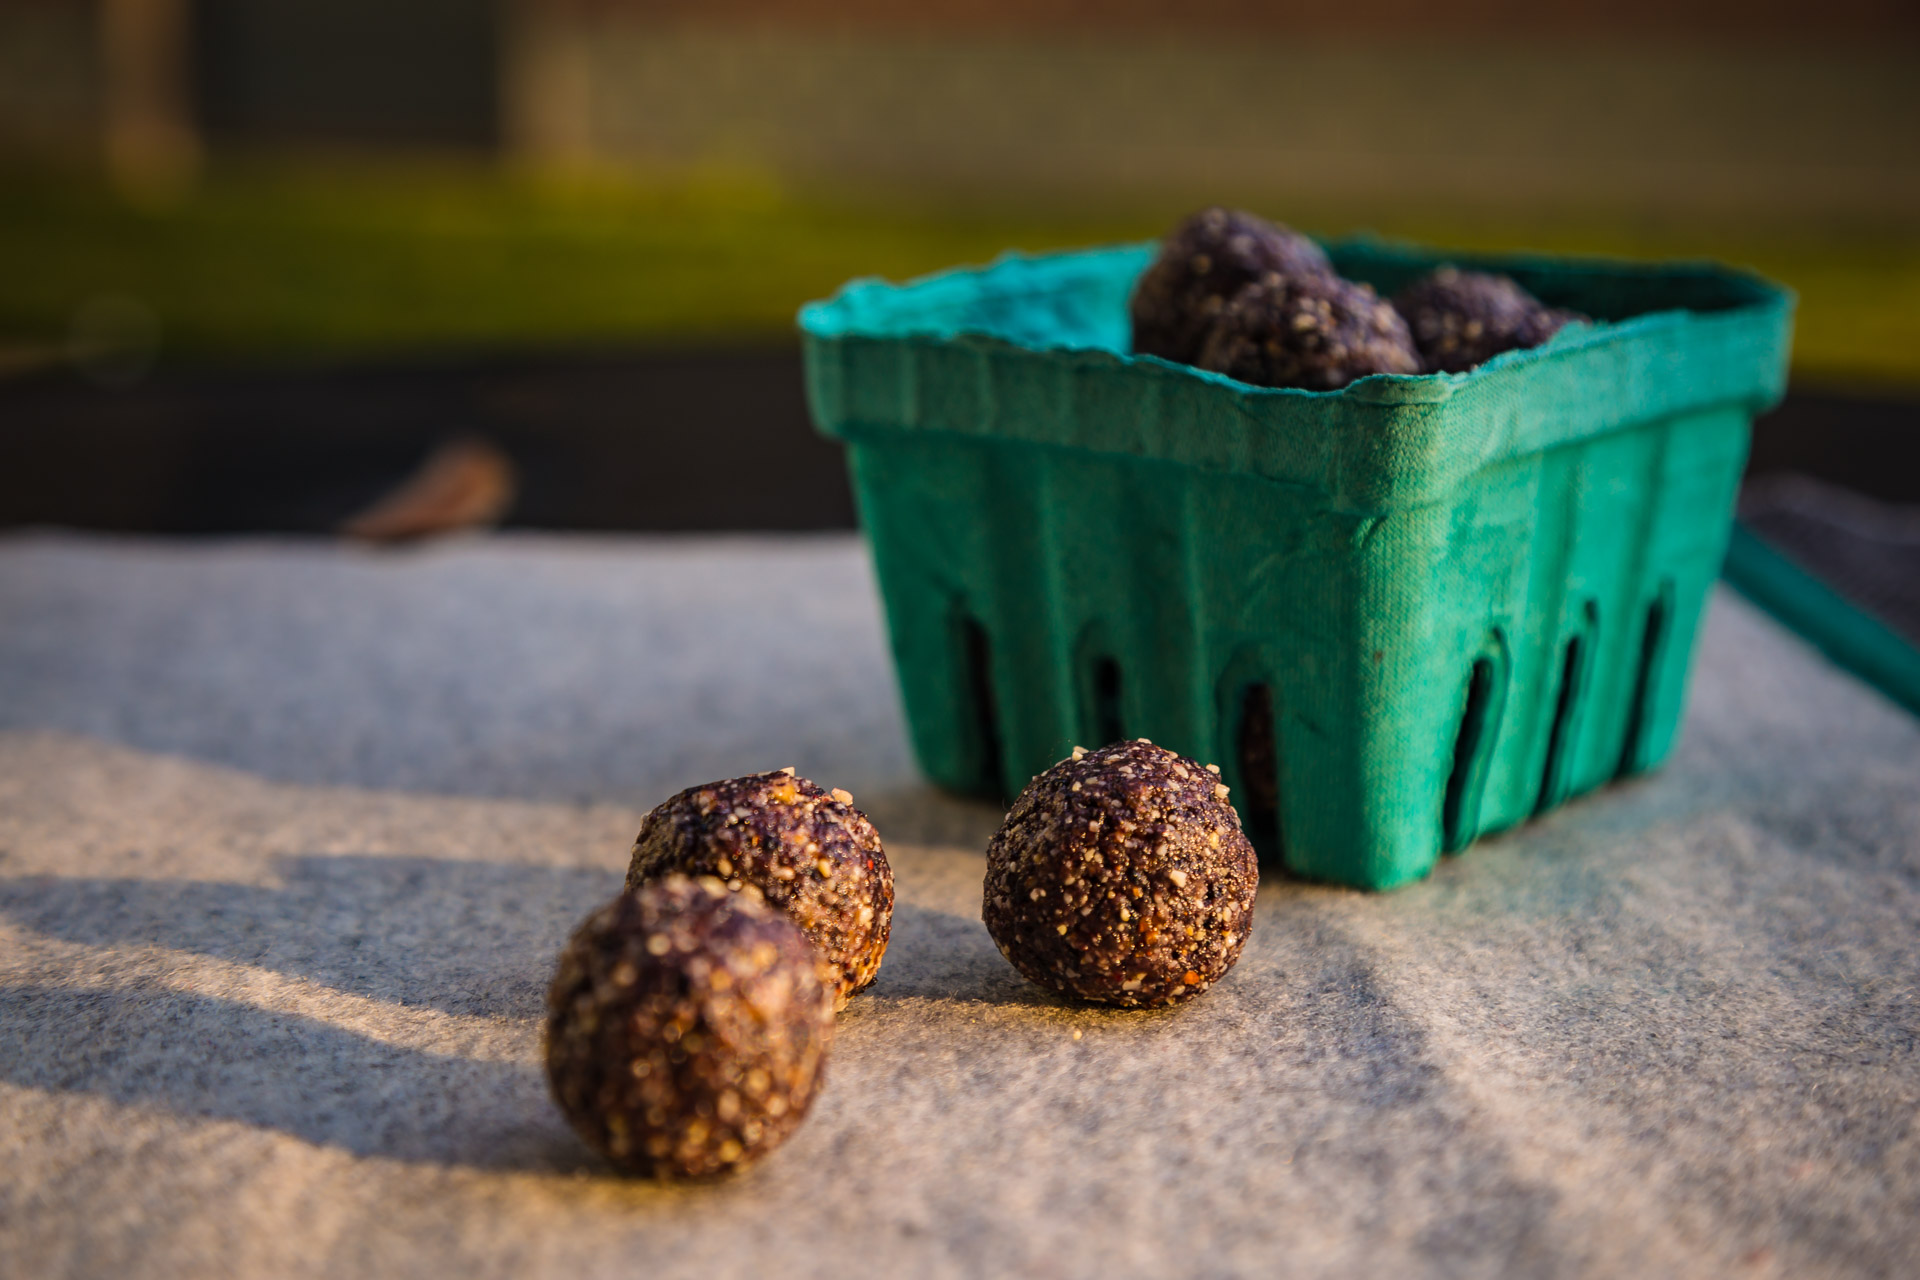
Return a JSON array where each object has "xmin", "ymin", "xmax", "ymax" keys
[
  {"xmin": 1535, "ymin": 629, "xmax": 1589, "ymax": 815},
  {"xmin": 1236, "ymin": 682, "xmax": 1282, "ymax": 862},
  {"xmin": 1443, "ymin": 657, "xmax": 1499, "ymax": 852},
  {"xmin": 959, "ymin": 614, "xmax": 1005, "ymax": 801},
  {"xmin": 1616, "ymin": 588, "xmax": 1673, "ymax": 779},
  {"xmin": 1090, "ymin": 655, "xmax": 1125, "ymax": 747}
]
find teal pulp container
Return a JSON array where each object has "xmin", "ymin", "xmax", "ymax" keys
[{"xmin": 799, "ymin": 240, "xmax": 1793, "ymax": 890}]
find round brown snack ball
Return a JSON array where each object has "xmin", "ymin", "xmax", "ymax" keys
[
  {"xmin": 1130, "ymin": 207, "xmax": 1334, "ymax": 366},
  {"xmin": 983, "ymin": 739, "xmax": 1259, "ymax": 1009},
  {"xmin": 1392, "ymin": 267, "xmax": 1586, "ymax": 373},
  {"xmin": 545, "ymin": 875, "xmax": 836, "ymax": 1179},
  {"xmin": 626, "ymin": 769, "xmax": 893, "ymax": 1008},
  {"xmin": 1196, "ymin": 270, "xmax": 1422, "ymax": 390}
]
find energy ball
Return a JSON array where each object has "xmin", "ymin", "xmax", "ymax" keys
[
  {"xmin": 626, "ymin": 769, "xmax": 893, "ymax": 1008},
  {"xmin": 983, "ymin": 739, "xmax": 1259, "ymax": 1009},
  {"xmin": 545, "ymin": 875, "xmax": 835, "ymax": 1179},
  {"xmin": 1196, "ymin": 271, "xmax": 1422, "ymax": 390},
  {"xmin": 1392, "ymin": 267, "xmax": 1586, "ymax": 373},
  {"xmin": 1130, "ymin": 207, "xmax": 1333, "ymax": 366}
]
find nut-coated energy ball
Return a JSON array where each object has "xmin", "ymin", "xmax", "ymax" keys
[
  {"xmin": 1196, "ymin": 270, "xmax": 1422, "ymax": 390},
  {"xmin": 1130, "ymin": 207, "xmax": 1333, "ymax": 366},
  {"xmin": 627, "ymin": 769, "xmax": 893, "ymax": 1008},
  {"xmin": 545, "ymin": 875, "xmax": 835, "ymax": 1179},
  {"xmin": 1392, "ymin": 267, "xmax": 1586, "ymax": 373},
  {"xmin": 983, "ymin": 740, "xmax": 1259, "ymax": 1008}
]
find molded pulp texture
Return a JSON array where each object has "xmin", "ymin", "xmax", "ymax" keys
[{"xmin": 801, "ymin": 241, "xmax": 1792, "ymax": 889}]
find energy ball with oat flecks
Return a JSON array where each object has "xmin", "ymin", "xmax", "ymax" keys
[
  {"xmin": 1392, "ymin": 267, "xmax": 1586, "ymax": 373},
  {"xmin": 626, "ymin": 769, "xmax": 893, "ymax": 1008},
  {"xmin": 1196, "ymin": 270, "xmax": 1422, "ymax": 390},
  {"xmin": 545, "ymin": 875, "xmax": 835, "ymax": 1179},
  {"xmin": 983, "ymin": 739, "xmax": 1259, "ymax": 1009},
  {"xmin": 1130, "ymin": 207, "xmax": 1334, "ymax": 366}
]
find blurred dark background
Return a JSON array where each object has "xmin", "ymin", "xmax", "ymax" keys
[{"xmin": 0, "ymin": 1, "xmax": 1915, "ymax": 630}]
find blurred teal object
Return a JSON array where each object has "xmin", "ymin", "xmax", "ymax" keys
[
  {"xmin": 1723, "ymin": 524, "xmax": 1920, "ymax": 717},
  {"xmin": 801, "ymin": 241, "xmax": 1793, "ymax": 889}
]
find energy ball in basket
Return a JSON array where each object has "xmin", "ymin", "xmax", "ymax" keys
[
  {"xmin": 1196, "ymin": 270, "xmax": 1422, "ymax": 390},
  {"xmin": 627, "ymin": 769, "xmax": 893, "ymax": 1008},
  {"xmin": 545, "ymin": 874, "xmax": 836, "ymax": 1179},
  {"xmin": 1130, "ymin": 207, "xmax": 1334, "ymax": 366},
  {"xmin": 1392, "ymin": 266, "xmax": 1586, "ymax": 373},
  {"xmin": 983, "ymin": 740, "xmax": 1259, "ymax": 1009}
]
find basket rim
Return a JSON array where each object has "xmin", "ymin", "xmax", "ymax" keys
[
  {"xmin": 799, "ymin": 239, "xmax": 1795, "ymax": 509},
  {"xmin": 797, "ymin": 237, "xmax": 1793, "ymax": 402}
]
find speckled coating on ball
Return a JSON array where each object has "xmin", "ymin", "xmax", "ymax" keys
[
  {"xmin": 545, "ymin": 875, "xmax": 835, "ymax": 1179},
  {"xmin": 1194, "ymin": 270, "xmax": 1422, "ymax": 391},
  {"xmin": 626, "ymin": 769, "xmax": 893, "ymax": 1008},
  {"xmin": 1129, "ymin": 207, "xmax": 1334, "ymax": 366},
  {"xmin": 1392, "ymin": 267, "xmax": 1586, "ymax": 374},
  {"xmin": 983, "ymin": 740, "xmax": 1259, "ymax": 1009}
]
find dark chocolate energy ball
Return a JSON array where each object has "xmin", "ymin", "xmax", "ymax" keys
[
  {"xmin": 627, "ymin": 769, "xmax": 893, "ymax": 1008},
  {"xmin": 1130, "ymin": 207, "xmax": 1333, "ymax": 366},
  {"xmin": 983, "ymin": 740, "xmax": 1259, "ymax": 1008},
  {"xmin": 546, "ymin": 875, "xmax": 835, "ymax": 1179},
  {"xmin": 1196, "ymin": 270, "xmax": 1422, "ymax": 390},
  {"xmin": 1392, "ymin": 267, "xmax": 1586, "ymax": 373}
]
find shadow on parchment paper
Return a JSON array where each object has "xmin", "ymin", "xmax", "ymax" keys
[
  {"xmin": 0, "ymin": 866, "xmax": 1094, "ymax": 1171},
  {"xmin": 0, "ymin": 855, "xmax": 622, "ymax": 1020},
  {"xmin": 0, "ymin": 984, "xmax": 595, "ymax": 1173},
  {"xmin": 0, "ymin": 857, "xmax": 1086, "ymax": 1017},
  {"xmin": 840, "ymin": 785, "xmax": 1008, "ymax": 855},
  {"xmin": 862, "ymin": 901, "xmax": 1067, "ymax": 1011}
]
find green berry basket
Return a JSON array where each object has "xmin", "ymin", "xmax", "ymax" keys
[{"xmin": 798, "ymin": 239, "xmax": 1793, "ymax": 890}]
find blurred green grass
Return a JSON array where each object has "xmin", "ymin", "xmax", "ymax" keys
[{"xmin": 2, "ymin": 161, "xmax": 1915, "ymax": 387}]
